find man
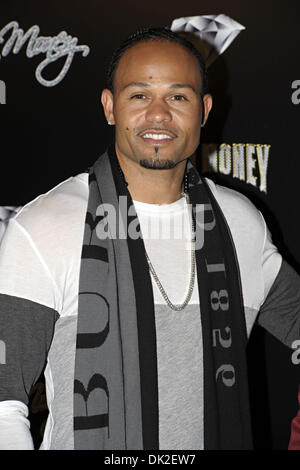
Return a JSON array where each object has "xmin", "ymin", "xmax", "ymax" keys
[{"xmin": 0, "ymin": 27, "xmax": 299, "ymax": 450}]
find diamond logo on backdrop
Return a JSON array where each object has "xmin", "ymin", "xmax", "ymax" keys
[{"xmin": 170, "ymin": 14, "xmax": 245, "ymax": 67}]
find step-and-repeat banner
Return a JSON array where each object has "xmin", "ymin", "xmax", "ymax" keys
[{"xmin": 0, "ymin": 0, "xmax": 299, "ymax": 449}]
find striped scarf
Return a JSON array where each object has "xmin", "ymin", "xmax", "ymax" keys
[{"xmin": 73, "ymin": 145, "xmax": 253, "ymax": 449}]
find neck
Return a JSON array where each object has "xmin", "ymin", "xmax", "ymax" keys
[{"xmin": 115, "ymin": 149, "xmax": 187, "ymax": 205}]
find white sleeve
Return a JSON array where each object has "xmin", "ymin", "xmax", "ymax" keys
[
  {"xmin": 0, "ymin": 400, "xmax": 34, "ymax": 449},
  {"xmin": 0, "ymin": 219, "xmax": 59, "ymax": 449}
]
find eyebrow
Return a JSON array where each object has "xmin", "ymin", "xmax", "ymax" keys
[{"xmin": 121, "ymin": 82, "xmax": 198, "ymax": 94}]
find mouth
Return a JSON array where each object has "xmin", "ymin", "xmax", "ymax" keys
[{"xmin": 138, "ymin": 130, "xmax": 177, "ymax": 145}]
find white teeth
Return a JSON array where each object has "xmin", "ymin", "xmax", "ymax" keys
[{"xmin": 142, "ymin": 133, "xmax": 172, "ymax": 140}]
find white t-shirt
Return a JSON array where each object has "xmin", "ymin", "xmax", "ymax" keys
[
  {"xmin": 134, "ymin": 195, "xmax": 204, "ymax": 450},
  {"xmin": 0, "ymin": 172, "xmax": 282, "ymax": 449}
]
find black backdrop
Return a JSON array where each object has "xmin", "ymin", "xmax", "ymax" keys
[{"xmin": 1, "ymin": 0, "xmax": 300, "ymax": 449}]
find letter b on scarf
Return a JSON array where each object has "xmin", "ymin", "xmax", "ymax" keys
[{"xmin": 74, "ymin": 374, "xmax": 109, "ymax": 430}]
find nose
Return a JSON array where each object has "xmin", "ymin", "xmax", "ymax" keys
[{"xmin": 145, "ymin": 98, "xmax": 172, "ymax": 124}]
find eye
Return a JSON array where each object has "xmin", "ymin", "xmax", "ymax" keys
[
  {"xmin": 171, "ymin": 94, "xmax": 188, "ymax": 101},
  {"xmin": 130, "ymin": 94, "xmax": 146, "ymax": 100}
]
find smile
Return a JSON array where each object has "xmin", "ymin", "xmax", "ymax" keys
[
  {"xmin": 142, "ymin": 133, "xmax": 172, "ymax": 140},
  {"xmin": 139, "ymin": 131, "xmax": 176, "ymax": 145}
]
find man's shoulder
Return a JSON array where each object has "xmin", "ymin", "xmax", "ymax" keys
[
  {"xmin": 206, "ymin": 178, "xmax": 262, "ymax": 218},
  {"xmin": 205, "ymin": 177, "xmax": 265, "ymax": 236},
  {"xmin": 15, "ymin": 173, "xmax": 89, "ymax": 234}
]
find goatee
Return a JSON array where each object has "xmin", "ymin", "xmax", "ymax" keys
[{"xmin": 139, "ymin": 158, "xmax": 176, "ymax": 169}]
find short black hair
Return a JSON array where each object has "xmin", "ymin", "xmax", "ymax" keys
[{"xmin": 106, "ymin": 27, "xmax": 208, "ymax": 96}]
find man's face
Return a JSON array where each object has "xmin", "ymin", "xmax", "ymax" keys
[{"xmin": 101, "ymin": 40, "xmax": 212, "ymax": 169}]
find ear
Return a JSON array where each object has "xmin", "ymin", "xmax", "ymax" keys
[
  {"xmin": 101, "ymin": 89, "xmax": 115, "ymax": 124},
  {"xmin": 201, "ymin": 93, "xmax": 213, "ymax": 126}
]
